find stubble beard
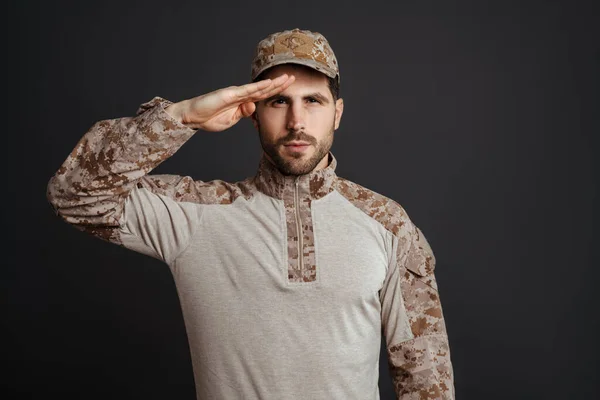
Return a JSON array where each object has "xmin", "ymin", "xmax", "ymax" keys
[{"xmin": 258, "ymin": 123, "xmax": 335, "ymax": 176}]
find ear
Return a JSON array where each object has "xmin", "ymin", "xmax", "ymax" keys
[
  {"xmin": 334, "ymin": 98, "xmax": 344, "ymax": 130},
  {"xmin": 251, "ymin": 108, "xmax": 259, "ymax": 130}
]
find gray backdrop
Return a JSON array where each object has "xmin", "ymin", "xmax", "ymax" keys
[{"xmin": 10, "ymin": 0, "xmax": 598, "ymax": 399}]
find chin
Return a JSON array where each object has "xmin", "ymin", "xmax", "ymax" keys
[{"xmin": 282, "ymin": 150, "xmax": 312, "ymax": 160}]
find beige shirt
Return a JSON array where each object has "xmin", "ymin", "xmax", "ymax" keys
[{"xmin": 47, "ymin": 96, "xmax": 454, "ymax": 399}]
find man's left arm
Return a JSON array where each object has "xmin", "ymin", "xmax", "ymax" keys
[{"xmin": 380, "ymin": 223, "xmax": 455, "ymax": 399}]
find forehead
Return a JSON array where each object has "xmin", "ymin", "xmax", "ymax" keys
[{"xmin": 262, "ymin": 64, "xmax": 330, "ymax": 94}]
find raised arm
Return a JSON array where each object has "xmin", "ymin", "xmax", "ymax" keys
[{"xmin": 47, "ymin": 75, "xmax": 295, "ymax": 253}]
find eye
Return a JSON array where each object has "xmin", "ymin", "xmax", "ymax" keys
[
  {"xmin": 270, "ymin": 98, "xmax": 287, "ymax": 106},
  {"xmin": 307, "ymin": 97, "xmax": 320, "ymax": 104}
]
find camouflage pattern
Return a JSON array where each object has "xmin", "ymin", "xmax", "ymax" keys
[
  {"xmin": 254, "ymin": 154, "xmax": 337, "ymax": 283},
  {"xmin": 251, "ymin": 28, "xmax": 340, "ymax": 83},
  {"xmin": 387, "ymin": 225, "xmax": 454, "ymax": 399},
  {"xmin": 335, "ymin": 178, "xmax": 455, "ymax": 399},
  {"xmin": 46, "ymin": 96, "xmax": 255, "ymax": 246},
  {"xmin": 47, "ymin": 96, "xmax": 454, "ymax": 398}
]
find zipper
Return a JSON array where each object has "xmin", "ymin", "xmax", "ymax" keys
[{"xmin": 294, "ymin": 177, "xmax": 304, "ymax": 274}]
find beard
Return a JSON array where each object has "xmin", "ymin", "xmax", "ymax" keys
[{"xmin": 258, "ymin": 123, "xmax": 334, "ymax": 176}]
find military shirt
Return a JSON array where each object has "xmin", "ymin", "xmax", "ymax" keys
[{"xmin": 47, "ymin": 96, "xmax": 455, "ymax": 399}]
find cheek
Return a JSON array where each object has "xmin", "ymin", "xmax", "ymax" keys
[
  {"xmin": 258, "ymin": 110, "xmax": 286, "ymax": 132},
  {"xmin": 256, "ymin": 111, "xmax": 281, "ymax": 140},
  {"xmin": 311, "ymin": 110, "xmax": 336, "ymax": 130}
]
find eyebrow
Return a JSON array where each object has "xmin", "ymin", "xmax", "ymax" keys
[{"xmin": 264, "ymin": 92, "xmax": 331, "ymax": 104}]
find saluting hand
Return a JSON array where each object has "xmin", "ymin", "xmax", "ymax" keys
[{"xmin": 166, "ymin": 74, "xmax": 295, "ymax": 131}]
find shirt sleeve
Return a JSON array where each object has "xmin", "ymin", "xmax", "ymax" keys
[
  {"xmin": 46, "ymin": 96, "xmax": 202, "ymax": 262},
  {"xmin": 380, "ymin": 222, "xmax": 455, "ymax": 399}
]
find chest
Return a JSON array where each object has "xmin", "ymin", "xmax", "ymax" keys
[{"xmin": 173, "ymin": 191, "xmax": 391, "ymax": 299}]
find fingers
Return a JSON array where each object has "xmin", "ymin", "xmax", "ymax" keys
[
  {"xmin": 264, "ymin": 74, "xmax": 295, "ymax": 97},
  {"xmin": 239, "ymin": 102, "xmax": 256, "ymax": 118},
  {"xmin": 234, "ymin": 74, "xmax": 295, "ymax": 103}
]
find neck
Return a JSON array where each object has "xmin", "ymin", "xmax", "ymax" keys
[{"xmin": 254, "ymin": 152, "xmax": 338, "ymax": 200}]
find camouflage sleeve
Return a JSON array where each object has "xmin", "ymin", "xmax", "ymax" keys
[
  {"xmin": 381, "ymin": 224, "xmax": 455, "ymax": 399},
  {"xmin": 46, "ymin": 96, "xmax": 198, "ymax": 249}
]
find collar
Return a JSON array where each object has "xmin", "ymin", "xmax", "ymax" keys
[{"xmin": 254, "ymin": 152, "xmax": 338, "ymax": 201}]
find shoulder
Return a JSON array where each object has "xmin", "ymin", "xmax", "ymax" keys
[
  {"xmin": 334, "ymin": 176, "xmax": 412, "ymax": 237},
  {"xmin": 335, "ymin": 177, "xmax": 436, "ymax": 277},
  {"xmin": 136, "ymin": 174, "xmax": 257, "ymax": 205}
]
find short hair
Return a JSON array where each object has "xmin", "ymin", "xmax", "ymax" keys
[{"xmin": 253, "ymin": 64, "xmax": 340, "ymax": 101}]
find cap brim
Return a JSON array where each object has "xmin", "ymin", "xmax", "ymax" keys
[{"xmin": 253, "ymin": 57, "xmax": 338, "ymax": 81}]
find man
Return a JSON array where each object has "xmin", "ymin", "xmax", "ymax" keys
[{"xmin": 47, "ymin": 28, "xmax": 455, "ymax": 399}]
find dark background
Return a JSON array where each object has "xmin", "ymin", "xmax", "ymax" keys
[{"xmin": 9, "ymin": 0, "xmax": 598, "ymax": 399}]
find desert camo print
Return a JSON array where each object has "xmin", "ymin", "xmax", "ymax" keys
[
  {"xmin": 283, "ymin": 192, "xmax": 314, "ymax": 282},
  {"xmin": 251, "ymin": 28, "xmax": 340, "ymax": 82},
  {"xmin": 254, "ymin": 154, "xmax": 337, "ymax": 283},
  {"xmin": 335, "ymin": 178, "xmax": 455, "ymax": 399},
  {"xmin": 46, "ymin": 96, "xmax": 254, "ymax": 245}
]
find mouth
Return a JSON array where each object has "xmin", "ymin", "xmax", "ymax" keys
[{"xmin": 283, "ymin": 141, "xmax": 311, "ymax": 152}]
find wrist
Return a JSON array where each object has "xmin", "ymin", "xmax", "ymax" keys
[{"xmin": 165, "ymin": 101, "xmax": 187, "ymax": 124}]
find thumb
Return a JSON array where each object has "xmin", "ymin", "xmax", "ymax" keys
[{"xmin": 240, "ymin": 102, "xmax": 256, "ymax": 118}]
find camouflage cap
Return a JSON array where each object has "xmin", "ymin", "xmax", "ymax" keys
[{"xmin": 251, "ymin": 28, "xmax": 340, "ymax": 83}]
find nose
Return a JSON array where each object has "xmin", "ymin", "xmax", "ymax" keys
[{"xmin": 286, "ymin": 102, "xmax": 305, "ymax": 132}]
